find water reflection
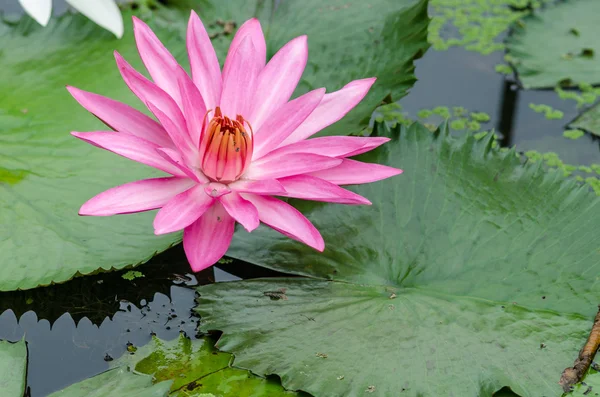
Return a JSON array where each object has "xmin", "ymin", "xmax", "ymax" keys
[{"xmin": 0, "ymin": 244, "xmax": 269, "ymax": 396}]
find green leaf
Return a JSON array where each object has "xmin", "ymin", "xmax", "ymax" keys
[
  {"xmin": 122, "ymin": 270, "xmax": 145, "ymax": 281},
  {"xmin": 48, "ymin": 367, "xmax": 173, "ymax": 397},
  {"xmin": 563, "ymin": 129, "xmax": 585, "ymax": 140},
  {"xmin": 0, "ymin": 0, "xmax": 429, "ymax": 291},
  {"xmin": 507, "ymin": 0, "xmax": 600, "ymax": 88},
  {"xmin": 571, "ymin": 102, "xmax": 600, "ymax": 138},
  {"xmin": 113, "ymin": 334, "xmax": 303, "ymax": 396},
  {"xmin": 0, "ymin": 339, "xmax": 27, "ymax": 397},
  {"xmin": 197, "ymin": 123, "xmax": 600, "ymax": 396}
]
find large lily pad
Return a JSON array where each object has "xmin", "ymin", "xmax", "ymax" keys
[
  {"xmin": 113, "ymin": 334, "xmax": 302, "ymax": 396},
  {"xmin": 0, "ymin": 0, "xmax": 429, "ymax": 291},
  {"xmin": 197, "ymin": 122, "xmax": 600, "ymax": 396},
  {"xmin": 507, "ymin": 0, "xmax": 600, "ymax": 88},
  {"xmin": 0, "ymin": 339, "xmax": 27, "ymax": 397}
]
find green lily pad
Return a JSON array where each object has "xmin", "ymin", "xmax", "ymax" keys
[
  {"xmin": 507, "ymin": 0, "xmax": 600, "ymax": 88},
  {"xmin": 113, "ymin": 334, "xmax": 303, "ymax": 396},
  {"xmin": 0, "ymin": 339, "xmax": 27, "ymax": 397},
  {"xmin": 0, "ymin": 0, "xmax": 429, "ymax": 291},
  {"xmin": 196, "ymin": 122, "xmax": 600, "ymax": 396},
  {"xmin": 48, "ymin": 367, "xmax": 173, "ymax": 397},
  {"xmin": 571, "ymin": 102, "xmax": 600, "ymax": 138}
]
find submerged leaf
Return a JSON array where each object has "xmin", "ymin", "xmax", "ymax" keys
[
  {"xmin": 113, "ymin": 334, "xmax": 302, "ymax": 396},
  {"xmin": 48, "ymin": 367, "xmax": 172, "ymax": 397},
  {"xmin": 197, "ymin": 122, "xmax": 600, "ymax": 396}
]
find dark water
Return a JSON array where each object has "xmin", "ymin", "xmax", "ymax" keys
[
  {"xmin": 1, "ymin": 1, "xmax": 598, "ymax": 396},
  {"xmin": 402, "ymin": 46, "xmax": 599, "ymax": 166},
  {"xmin": 0, "ymin": 244, "xmax": 286, "ymax": 396}
]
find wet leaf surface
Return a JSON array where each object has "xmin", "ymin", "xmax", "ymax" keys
[{"xmin": 197, "ymin": 122, "xmax": 600, "ymax": 396}]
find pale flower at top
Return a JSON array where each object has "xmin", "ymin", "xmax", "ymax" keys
[
  {"xmin": 18, "ymin": 0, "xmax": 124, "ymax": 38},
  {"xmin": 68, "ymin": 11, "xmax": 402, "ymax": 272}
]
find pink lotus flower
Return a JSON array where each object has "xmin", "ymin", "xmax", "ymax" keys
[{"xmin": 69, "ymin": 12, "xmax": 402, "ymax": 272}]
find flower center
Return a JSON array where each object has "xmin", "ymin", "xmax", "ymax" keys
[{"xmin": 200, "ymin": 107, "xmax": 253, "ymax": 183}]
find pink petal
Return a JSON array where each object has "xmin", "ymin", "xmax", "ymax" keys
[
  {"xmin": 177, "ymin": 70, "xmax": 207, "ymax": 148},
  {"xmin": 249, "ymin": 35, "xmax": 308, "ymax": 130},
  {"xmin": 80, "ymin": 177, "xmax": 194, "ymax": 216},
  {"xmin": 308, "ymin": 159, "xmax": 403, "ymax": 185},
  {"xmin": 220, "ymin": 192, "xmax": 259, "ymax": 232},
  {"xmin": 280, "ymin": 78, "xmax": 377, "ymax": 146},
  {"xmin": 278, "ymin": 175, "xmax": 371, "ymax": 205},
  {"xmin": 115, "ymin": 52, "xmax": 188, "ymax": 141},
  {"xmin": 156, "ymin": 147, "xmax": 208, "ymax": 183},
  {"xmin": 228, "ymin": 179, "xmax": 287, "ymax": 195},
  {"xmin": 242, "ymin": 194, "xmax": 324, "ymax": 251},
  {"xmin": 268, "ymin": 136, "xmax": 390, "ymax": 159},
  {"xmin": 341, "ymin": 137, "xmax": 391, "ymax": 157},
  {"xmin": 187, "ymin": 11, "xmax": 222, "ymax": 111},
  {"xmin": 67, "ymin": 86, "xmax": 172, "ymax": 148},
  {"xmin": 252, "ymin": 88, "xmax": 325, "ymax": 160},
  {"xmin": 222, "ymin": 18, "xmax": 266, "ymax": 81},
  {"xmin": 132, "ymin": 16, "xmax": 184, "ymax": 108},
  {"xmin": 243, "ymin": 153, "xmax": 342, "ymax": 180},
  {"xmin": 153, "ymin": 184, "xmax": 214, "ymax": 235},
  {"xmin": 219, "ymin": 36, "xmax": 261, "ymax": 118},
  {"xmin": 72, "ymin": 131, "xmax": 184, "ymax": 176},
  {"xmin": 183, "ymin": 203, "xmax": 235, "ymax": 272},
  {"xmin": 146, "ymin": 101, "xmax": 198, "ymax": 166}
]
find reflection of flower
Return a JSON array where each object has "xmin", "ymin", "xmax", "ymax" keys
[
  {"xmin": 68, "ymin": 12, "xmax": 402, "ymax": 271},
  {"xmin": 18, "ymin": 0, "xmax": 123, "ymax": 38}
]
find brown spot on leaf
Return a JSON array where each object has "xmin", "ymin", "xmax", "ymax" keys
[{"xmin": 263, "ymin": 288, "xmax": 288, "ymax": 300}]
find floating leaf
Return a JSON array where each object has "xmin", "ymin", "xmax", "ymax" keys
[
  {"xmin": 0, "ymin": 0, "xmax": 430, "ymax": 290},
  {"xmin": 563, "ymin": 129, "xmax": 585, "ymax": 140},
  {"xmin": 122, "ymin": 271, "xmax": 144, "ymax": 281},
  {"xmin": 113, "ymin": 334, "xmax": 302, "ymax": 396},
  {"xmin": 0, "ymin": 339, "xmax": 27, "ymax": 397},
  {"xmin": 197, "ymin": 122, "xmax": 600, "ymax": 396},
  {"xmin": 571, "ymin": 102, "xmax": 600, "ymax": 138},
  {"xmin": 48, "ymin": 367, "xmax": 173, "ymax": 397},
  {"xmin": 507, "ymin": 0, "xmax": 600, "ymax": 88}
]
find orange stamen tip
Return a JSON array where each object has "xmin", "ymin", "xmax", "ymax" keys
[{"xmin": 200, "ymin": 109, "xmax": 253, "ymax": 183}]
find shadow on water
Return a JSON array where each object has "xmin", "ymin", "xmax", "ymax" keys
[{"xmin": 0, "ymin": 245, "xmax": 280, "ymax": 396}]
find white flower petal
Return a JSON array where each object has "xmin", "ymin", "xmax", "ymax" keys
[
  {"xmin": 19, "ymin": 0, "xmax": 52, "ymax": 26},
  {"xmin": 65, "ymin": 0, "xmax": 124, "ymax": 38}
]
